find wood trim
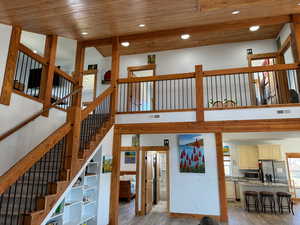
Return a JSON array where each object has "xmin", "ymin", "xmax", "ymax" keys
[
  {"xmin": 41, "ymin": 35, "xmax": 58, "ymax": 117},
  {"xmin": 0, "ymin": 88, "xmax": 81, "ymax": 142},
  {"xmin": 81, "ymin": 86, "xmax": 114, "ymax": 120},
  {"xmin": 120, "ymin": 171, "xmax": 137, "ymax": 175},
  {"xmin": 120, "ymin": 146, "xmax": 139, "ymax": 151},
  {"xmin": 135, "ymin": 145, "xmax": 140, "ymax": 216},
  {"xmin": 286, "ymin": 153, "xmax": 300, "ymax": 158},
  {"xmin": 80, "ymin": 37, "xmax": 113, "ymax": 48},
  {"xmin": 118, "ymin": 72, "xmax": 195, "ymax": 83},
  {"xmin": 116, "ymin": 118, "xmax": 300, "ymax": 134},
  {"xmin": 0, "ymin": 122, "xmax": 72, "ymax": 194},
  {"xmin": 117, "ymin": 108, "xmax": 196, "ymax": 114},
  {"xmin": 0, "ymin": 26, "xmax": 22, "ymax": 105},
  {"xmin": 140, "ymin": 146, "xmax": 169, "ymax": 151},
  {"xmin": 203, "ymin": 63, "xmax": 299, "ymax": 76},
  {"xmin": 18, "ymin": 43, "xmax": 48, "ymax": 65},
  {"xmin": 54, "ymin": 67, "xmax": 75, "ymax": 83},
  {"xmin": 215, "ymin": 132, "xmax": 228, "ymax": 222},
  {"xmin": 109, "ymin": 128, "xmax": 121, "ymax": 225},
  {"xmin": 128, "ymin": 64, "xmax": 156, "ymax": 78},
  {"xmin": 195, "ymin": 65, "xmax": 204, "ymax": 121},
  {"xmin": 204, "ymin": 103, "xmax": 300, "ymax": 110},
  {"xmin": 169, "ymin": 212, "xmax": 220, "ymax": 221},
  {"xmin": 247, "ymin": 52, "xmax": 277, "ymax": 60},
  {"xmin": 141, "ymin": 150, "xmax": 146, "ymax": 215},
  {"xmin": 83, "ymin": 69, "xmax": 98, "ymax": 75}
]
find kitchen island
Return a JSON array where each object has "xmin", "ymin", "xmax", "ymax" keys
[{"xmin": 239, "ymin": 181, "xmax": 289, "ymax": 209}]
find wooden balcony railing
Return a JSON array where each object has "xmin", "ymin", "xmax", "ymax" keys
[
  {"xmin": 117, "ymin": 73, "xmax": 196, "ymax": 113},
  {"xmin": 117, "ymin": 63, "xmax": 300, "ymax": 116},
  {"xmin": 13, "ymin": 44, "xmax": 76, "ymax": 111}
]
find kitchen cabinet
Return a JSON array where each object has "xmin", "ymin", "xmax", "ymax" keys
[
  {"xmin": 238, "ymin": 145, "xmax": 259, "ymax": 170},
  {"xmin": 258, "ymin": 144, "xmax": 282, "ymax": 160},
  {"xmin": 226, "ymin": 181, "xmax": 235, "ymax": 200}
]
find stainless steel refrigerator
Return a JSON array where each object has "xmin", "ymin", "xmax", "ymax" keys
[{"xmin": 259, "ymin": 160, "xmax": 288, "ymax": 184}]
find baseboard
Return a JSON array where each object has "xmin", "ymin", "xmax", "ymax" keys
[{"xmin": 169, "ymin": 212, "xmax": 220, "ymax": 221}]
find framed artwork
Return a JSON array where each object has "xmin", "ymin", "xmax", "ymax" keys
[
  {"xmin": 178, "ymin": 134, "xmax": 205, "ymax": 173},
  {"xmin": 125, "ymin": 152, "xmax": 136, "ymax": 164},
  {"xmin": 102, "ymin": 156, "xmax": 112, "ymax": 173}
]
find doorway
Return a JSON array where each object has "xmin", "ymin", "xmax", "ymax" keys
[{"xmin": 141, "ymin": 150, "xmax": 169, "ymax": 215}]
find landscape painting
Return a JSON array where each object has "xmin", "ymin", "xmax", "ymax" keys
[{"xmin": 178, "ymin": 134, "xmax": 205, "ymax": 173}]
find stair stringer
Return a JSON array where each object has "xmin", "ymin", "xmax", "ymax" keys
[{"xmin": 39, "ymin": 124, "xmax": 114, "ymax": 225}]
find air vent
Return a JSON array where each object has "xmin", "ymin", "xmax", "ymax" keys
[
  {"xmin": 151, "ymin": 114, "xmax": 160, "ymax": 118},
  {"xmin": 277, "ymin": 110, "xmax": 291, "ymax": 114}
]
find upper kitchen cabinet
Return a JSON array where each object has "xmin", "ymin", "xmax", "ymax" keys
[
  {"xmin": 238, "ymin": 145, "xmax": 259, "ymax": 170},
  {"xmin": 258, "ymin": 144, "xmax": 282, "ymax": 160}
]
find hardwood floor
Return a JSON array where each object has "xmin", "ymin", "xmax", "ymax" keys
[{"xmin": 119, "ymin": 200, "xmax": 300, "ymax": 225}]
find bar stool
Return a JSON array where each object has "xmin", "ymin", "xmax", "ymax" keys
[
  {"xmin": 260, "ymin": 191, "xmax": 276, "ymax": 213},
  {"xmin": 244, "ymin": 191, "xmax": 260, "ymax": 212},
  {"xmin": 276, "ymin": 192, "xmax": 294, "ymax": 215}
]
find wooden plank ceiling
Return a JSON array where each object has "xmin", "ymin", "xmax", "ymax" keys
[{"xmin": 0, "ymin": 0, "xmax": 299, "ymax": 55}]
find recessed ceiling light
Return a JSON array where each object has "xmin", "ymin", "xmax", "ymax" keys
[
  {"xmin": 33, "ymin": 50, "xmax": 38, "ymax": 54},
  {"xmin": 138, "ymin": 24, "xmax": 145, "ymax": 27},
  {"xmin": 181, "ymin": 34, "xmax": 190, "ymax": 40},
  {"xmin": 297, "ymin": 2, "xmax": 300, "ymax": 5},
  {"xmin": 249, "ymin": 25, "xmax": 260, "ymax": 32},
  {"xmin": 232, "ymin": 10, "xmax": 240, "ymax": 15},
  {"xmin": 81, "ymin": 32, "xmax": 88, "ymax": 35},
  {"xmin": 121, "ymin": 42, "xmax": 130, "ymax": 47}
]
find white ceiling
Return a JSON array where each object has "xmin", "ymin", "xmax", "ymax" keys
[{"xmin": 223, "ymin": 131, "xmax": 300, "ymax": 144}]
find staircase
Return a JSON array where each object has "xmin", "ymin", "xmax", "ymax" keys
[{"xmin": 0, "ymin": 88, "xmax": 114, "ymax": 225}]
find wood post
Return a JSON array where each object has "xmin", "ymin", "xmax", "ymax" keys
[
  {"xmin": 110, "ymin": 37, "xmax": 120, "ymax": 123},
  {"xmin": 195, "ymin": 65, "xmax": 204, "ymax": 121},
  {"xmin": 109, "ymin": 128, "xmax": 121, "ymax": 225},
  {"xmin": 0, "ymin": 26, "xmax": 22, "ymax": 105},
  {"xmin": 40, "ymin": 35, "xmax": 58, "ymax": 116},
  {"xmin": 65, "ymin": 43, "xmax": 85, "ymax": 179},
  {"xmin": 215, "ymin": 132, "xmax": 228, "ymax": 222}
]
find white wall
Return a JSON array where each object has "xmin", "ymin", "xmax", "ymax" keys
[
  {"xmin": 140, "ymin": 133, "xmax": 220, "ymax": 216},
  {"xmin": 277, "ymin": 23, "xmax": 294, "ymax": 64},
  {"xmin": 117, "ymin": 39, "xmax": 277, "ymax": 77},
  {"xmin": 97, "ymin": 126, "xmax": 114, "ymax": 225},
  {"xmin": 0, "ymin": 23, "xmax": 67, "ymax": 175}
]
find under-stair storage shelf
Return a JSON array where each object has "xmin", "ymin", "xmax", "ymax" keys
[{"xmin": 45, "ymin": 150, "xmax": 101, "ymax": 225}]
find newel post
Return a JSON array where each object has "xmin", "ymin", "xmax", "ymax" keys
[
  {"xmin": 65, "ymin": 42, "xmax": 85, "ymax": 179},
  {"xmin": 195, "ymin": 65, "xmax": 204, "ymax": 122},
  {"xmin": 110, "ymin": 37, "xmax": 120, "ymax": 123}
]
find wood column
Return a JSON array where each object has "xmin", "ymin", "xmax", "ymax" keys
[
  {"xmin": 195, "ymin": 65, "xmax": 204, "ymax": 121},
  {"xmin": 109, "ymin": 128, "xmax": 121, "ymax": 225},
  {"xmin": 0, "ymin": 26, "xmax": 22, "ymax": 105},
  {"xmin": 65, "ymin": 43, "xmax": 85, "ymax": 179},
  {"xmin": 110, "ymin": 37, "xmax": 120, "ymax": 122},
  {"xmin": 40, "ymin": 35, "xmax": 57, "ymax": 116},
  {"xmin": 215, "ymin": 132, "xmax": 228, "ymax": 222},
  {"xmin": 291, "ymin": 14, "xmax": 300, "ymax": 92}
]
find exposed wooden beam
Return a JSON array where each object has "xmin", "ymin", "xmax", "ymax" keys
[
  {"xmin": 78, "ymin": 16, "xmax": 289, "ymax": 48},
  {"xmin": 0, "ymin": 26, "xmax": 21, "ymax": 105},
  {"xmin": 195, "ymin": 65, "xmax": 204, "ymax": 121}
]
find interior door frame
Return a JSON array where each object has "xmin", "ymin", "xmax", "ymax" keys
[
  {"xmin": 140, "ymin": 146, "xmax": 170, "ymax": 216},
  {"xmin": 286, "ymin": 152, "xmax": 300, "ymax": 201}
]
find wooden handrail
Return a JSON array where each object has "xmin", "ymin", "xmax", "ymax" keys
[
  {"xmin": 81, "ymin": 86, "xmax": 114, "ymax": 120},
  {"xmin": 118, "ymin": 72, "xmax": 195, "ymax": 83},
  {"xmin": 203, "ymin": 63, "xmax": 300, "ymax": 76},
  {"xmin": 0, "ymin": 122, "xmax": 72, "ymax": 194},
  {"xmin": 54, "ymin": 67, "xmax": 76, "ymax": 83},
  {"xmin": 0, "ymin": 88, "xmax": 82, "ymax": 142},
  {"xmin": 18, "ymin": 43, "xmax": 48, "ymax": 65}
]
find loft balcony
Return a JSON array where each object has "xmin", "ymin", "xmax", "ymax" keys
[{"xmin": 116, "ymin": 63, "xmax": 300, "ymax": 124}]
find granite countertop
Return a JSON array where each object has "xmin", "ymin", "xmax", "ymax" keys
[{"xmin": 239, "ymin": 181, "xmax": 288, "ymax": 187}]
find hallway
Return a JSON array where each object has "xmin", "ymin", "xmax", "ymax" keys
[{"xmin": 119, "ymin": 201, "xmax": 300, "ymax": 225}]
